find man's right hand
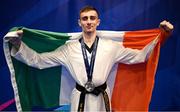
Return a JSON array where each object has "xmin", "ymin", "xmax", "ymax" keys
[{"xmin": 9, "ymin": 30, "xmax": 23, "ymax": 50}]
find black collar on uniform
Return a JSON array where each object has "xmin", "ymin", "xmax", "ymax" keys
[{"xmin": 79, "ymin": 37, "xmax": 99, "ymax": 53}]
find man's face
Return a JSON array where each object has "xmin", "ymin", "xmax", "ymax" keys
[{"xmin": 79, "ymin": 10, "xmax": 100, "ymax": 33}]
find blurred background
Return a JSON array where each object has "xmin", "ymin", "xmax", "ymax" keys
[{"xmin": 0, "ymin": 0, "xmax": 180, "ymax": 111}]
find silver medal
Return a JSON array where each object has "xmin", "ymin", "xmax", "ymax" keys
[{"xmin": 85, "ymin": 81, "xmax": 95, "ymax": 92}]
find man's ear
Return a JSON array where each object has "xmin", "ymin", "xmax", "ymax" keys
[
  {"xmin": 78, "ymin": 19, "xmax": 81, "ymax": 26},
  {"xmin": 97, "ymin": 19, "xmax": 100, "ymax": 26}
]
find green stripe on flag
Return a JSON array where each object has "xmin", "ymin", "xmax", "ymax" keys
[{"xmin": 10, "ymin": 27, "xmax": 70, "ymax": 110}]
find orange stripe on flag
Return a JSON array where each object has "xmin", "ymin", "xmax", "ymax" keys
[{"xmin": 111, "ymin": 28, "xmax": 167, "ymax": 111}]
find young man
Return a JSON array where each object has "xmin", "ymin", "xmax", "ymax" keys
[{"xmin": 8, "ymin": 6, "xmax": 173, "ymax": 111}]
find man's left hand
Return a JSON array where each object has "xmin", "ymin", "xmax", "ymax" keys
[{"xmin": 159, "ymin": 20, "xmax": 174, "ymax": 33}]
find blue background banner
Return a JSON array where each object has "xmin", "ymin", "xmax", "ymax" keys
[{"xmin": 0, "ymin": 0, "xmax": 180, "ymax": 111}]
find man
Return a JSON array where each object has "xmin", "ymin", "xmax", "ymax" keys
[{"xmin": 7, "ymin": 6, "xmax": 173, "ymax": 111}]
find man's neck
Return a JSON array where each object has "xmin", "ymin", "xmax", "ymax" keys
[{"xmin": 82, "ymin": 31, "xmax": 97, "ymax": 48}]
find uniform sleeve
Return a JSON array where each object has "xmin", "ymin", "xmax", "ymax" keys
[
  {"xmin": 11, "ymin": 42, "xmax": 68, "ymax": 69},
  {"xmin": 114, "ymin": 37, "xmax": 158, "ymax": 64}
]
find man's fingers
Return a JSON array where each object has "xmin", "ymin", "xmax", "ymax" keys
[
  {"xmin": 9, "ymin": 37, "xmax": 20, "ymax": 43},
  {"xmin": 166, "ymin": 22, "xmax": 174, "ymax": 30},
  {"xmin": 160, "ymin": 20, "xmax": 167, "ymax": 26},
  {"xmin": 160, "ymin": 20, "xmax": 168, "ymax": 27},
  {"xmin": 159, "ymin": 20, "xmax": 174, "ymax": 32},
  {"xmin": 17, "ymin": 30, "xmax": 23, "ymax": 37},
  {"xmin": 9, "ymin": 36, "xmax": 21, "ymax": 50}
]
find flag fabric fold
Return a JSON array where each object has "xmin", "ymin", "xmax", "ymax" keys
[{"xmin": 3, "ymin": 27, "xmax": 167, "ymax": 111}]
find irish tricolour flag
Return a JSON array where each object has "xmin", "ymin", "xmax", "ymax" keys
[{"xmin": 3, "ymin": 27, "xmax": 168, "ymax": 111}]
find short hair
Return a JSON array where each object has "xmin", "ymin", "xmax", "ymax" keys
[{"xmin": 79, "ymin": 6, "xmax": 99, "ymax": 18}]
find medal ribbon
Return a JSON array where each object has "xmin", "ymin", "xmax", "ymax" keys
[{"xmin": 81, "ymin": 37, "xmax": 98, "ymax": 81}]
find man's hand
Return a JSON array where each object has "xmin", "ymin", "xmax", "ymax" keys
[
  {"xmin": 9, "ymin": 30, "xmax": 23, "ymax": 50},
  {"xmin": 159, "ymin": 20, "xmax": 174, "ymax": 33}
]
